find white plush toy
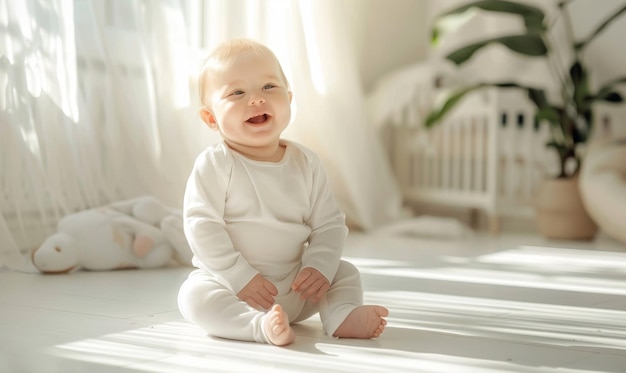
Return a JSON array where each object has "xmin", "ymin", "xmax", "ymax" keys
[{"xmin": 32, "ymin": 196, "xmax": 193, "ymax": 274}]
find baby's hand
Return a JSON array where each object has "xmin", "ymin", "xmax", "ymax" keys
[
  {"xmin": 291, "ymin": 267, "xmax": 330, "ymax": 304},
  {"xmin": 237, "ymin": 274, "xmax": 278, "ymax": 310}
]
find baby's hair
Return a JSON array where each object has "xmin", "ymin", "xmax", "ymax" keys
[{"xmin": 198, "ymin": 39, "xmax": 290, "ymax": 107}]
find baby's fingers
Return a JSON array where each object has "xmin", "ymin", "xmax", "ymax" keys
[
  {"xmin": 299, "ymin": 278, "xmax": 328, "ymax": 301},
  {"xmin": 311, "ymin": 282, "xmax": 330, "ymax": 303},
  {"xmin": 249, "ymin": 291, "xmax": 274, "ymax": 310},
  {"xmin": 243, "ymin": 297, "xmax": 263, "ymax": 310},
  {"xmin": 291, "ymin": 270, "xmax": 312, "ymax": 290},
  {"xmin": 263, "ymin": 279, "xmax": 278, "ymax": 296}
]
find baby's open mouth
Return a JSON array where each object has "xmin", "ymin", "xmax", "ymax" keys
[{"xmin": 246, "ymin": 114, "xmax": 270, "ymax": 124}]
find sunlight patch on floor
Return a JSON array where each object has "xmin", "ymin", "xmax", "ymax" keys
[
  {"xmin": 478, "ymin": 245, "xmax": 626, "ymax": 273},
  {"xmin": 347, "ymin": 245, "xmax": 626, "ymax": 296},
  {"xmin": 368, "ymin": 289, "xmax": 626, "ymax": 351},
  {"xmin": 47, "ymin": 318, "xmax": 597, "ymax": 373}
]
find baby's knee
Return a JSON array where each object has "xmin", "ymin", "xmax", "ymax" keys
[
  {"xmin": 178, "ymin": 275, "xmax": 223, "ymax": 325},
  {"xmin": 337, "ymin": 260, "xmax": 360, "ymax": 277},
  {"xmin": 179, "ymin": 286, "xmax": 234, "ymax": 338},
  {"xmin": 333, "ymin": 260, "xmax": 362, "ymax": 285},
  {"xmin": 177, "ymin": 279, "xmax": 207, "ymax": 323}
]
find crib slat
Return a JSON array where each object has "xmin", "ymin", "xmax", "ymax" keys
[
  {"xmin": 433, "ymin": 126, "xmax": 441, "ymax": 189},
  {"xmin": 522, "ymin": 110, "xmax": 535, "ymax": 200},
  {"xmin": 486, "ymin": 94, "xmax": 499, "ymax": 208},
  {"xmin": 463, "ymin": 118, "xmax": 472, "ymax": 192},
  {"xmin": 476, "ymin": 116, "xmax": 485, "ymax": 193},
  {"xmin": 441, "ymin": 120, "xmax": 450, "ymax": 190},
  {"xmin": 451, "ymin": 119, "xmax": 459, "ymax": 190}
]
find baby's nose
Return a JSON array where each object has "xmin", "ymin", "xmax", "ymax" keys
[{"xmin": 249, "ymin": 95, "xmax": 266, "ymax": 105}]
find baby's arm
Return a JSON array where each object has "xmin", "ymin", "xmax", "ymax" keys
[
  {"xmin": 184, "ymin": 149, "xmax": 259, "ymax": 294},
  {"xmin": 295, "ymin": 152, "xmax": 349, "ymax": 293}
]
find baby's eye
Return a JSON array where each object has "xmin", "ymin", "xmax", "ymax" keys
[
  {"xmin": 263, "ymin": 84, "xmax": 276, "ymax": 90},
  {"xmin": 231, "ymin": 90, "xmax": 244, "ymax": 96}
]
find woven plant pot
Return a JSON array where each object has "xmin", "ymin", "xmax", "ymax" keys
[{"xmin": 535, "ymin": 177, "xmax": 598, "ymax": 240}]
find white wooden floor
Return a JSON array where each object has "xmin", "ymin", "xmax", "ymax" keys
[{"xmin": 2, "ymin": 227, "xmax": 626, "ymax": 373}]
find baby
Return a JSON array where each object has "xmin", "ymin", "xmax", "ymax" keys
[{"xmin": 178, "ymin": 38, "xmax": 388, "ymax": 346}]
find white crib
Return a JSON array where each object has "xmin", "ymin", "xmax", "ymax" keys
[{"xmin": 376, "ymin": 84, "xmax": 553, "ymax": 234}]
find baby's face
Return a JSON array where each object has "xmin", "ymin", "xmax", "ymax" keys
[{"xmin": 206, "ymin": 51, "xmax": 292, "ymax": 151}]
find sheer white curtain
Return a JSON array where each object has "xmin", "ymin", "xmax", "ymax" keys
[
  {"xmin": 1, "ymin": 0, "xmax": 85, "ymax": 269},
  {"xmin": 1, "ymin": 0, "xmax": 203, "ymax": 269},
  {"xmin": 1, "ymin": 0, "xmax": 403, "ymax": 270}
]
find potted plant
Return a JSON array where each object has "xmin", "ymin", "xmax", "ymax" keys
[{"xmin": 426, "ymin": 0, "xmax": 626, "ymax": 239}]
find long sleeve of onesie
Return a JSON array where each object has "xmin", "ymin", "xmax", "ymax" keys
[
  {"xmin": 301, "ymin": 150, "xmax": 348, "ymax": 283},
  {"xmin": 183, "ymin": 146, "xmax": 258, "ymax": 294}
]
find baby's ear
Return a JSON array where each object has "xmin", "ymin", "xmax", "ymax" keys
[{"xmin": 199, "ymin": 107, "xmax": 217, "ymax": 130}]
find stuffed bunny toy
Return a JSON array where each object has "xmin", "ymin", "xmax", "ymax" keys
[{"xmin": 32, "ymin": 196, "xmax": 193, "ymax": 274}]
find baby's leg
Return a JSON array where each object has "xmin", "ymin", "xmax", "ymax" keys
[
  {"xmin": 178, "ymin": 269, "xmax": 268, "ymax": 343},
  {"xmin": 320, "ymin": 260, "xmax": 388, "ymax": 339}
]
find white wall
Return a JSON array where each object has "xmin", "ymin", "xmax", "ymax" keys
[{"xmin": 343, "ymin": 0, "xmax": 430, "ymax": 93}]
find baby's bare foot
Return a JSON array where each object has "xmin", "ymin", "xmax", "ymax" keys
[
  {"xmin": 333, "ymin": 305, "xmax": 389, "ymax": 339},
  {"xmin": 263, "ymin": 304, "xmax": 295, "ymax": 346}
]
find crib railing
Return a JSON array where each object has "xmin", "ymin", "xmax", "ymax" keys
[{"xmin": 382, "ymin": 87, "xmax": 552, "ymax": 233}]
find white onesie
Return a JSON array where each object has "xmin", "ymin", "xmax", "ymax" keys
[{"xmin": 178, "ymin": 139, "xmax": 363, "ymax": 342}]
